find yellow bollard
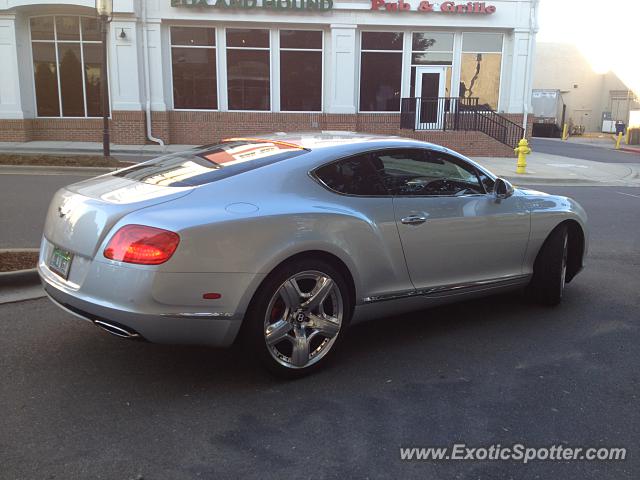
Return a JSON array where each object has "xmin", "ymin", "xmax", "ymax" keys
[
  {"xmin": 615, "ymin": 132, "xmax": 623, "ymax": 149},
  {"xmin": 514, "ymin": 138, "xmax": 531, "ymax": 174},
  {"xmin": 626, "ymin": 129, "xmax": 630, "ymax": 145},
  {"xmin": 562, "ymin": 123, "xmax": 569, "ymax": 140}
]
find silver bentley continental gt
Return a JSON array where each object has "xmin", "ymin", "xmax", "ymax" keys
[{"xmin": 39, "ymin": 132, "xmax": 588, "ymax": 377}]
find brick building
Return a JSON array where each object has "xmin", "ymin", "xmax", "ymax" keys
[{"xmin": 0, "ymin": 0, "xmax": 538, "ymax": 156}]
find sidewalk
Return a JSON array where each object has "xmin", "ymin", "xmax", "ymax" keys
[
  {"xmin": 472, "ymin": 152, "xmax": 640, "ymax": 187},
  {"xmin": 1, "ymin": 140, "xmax": 639, "ymax": 187},
  {"xmin": 0, "ymin": 141, "xmax": 195, "ymax": 156}
]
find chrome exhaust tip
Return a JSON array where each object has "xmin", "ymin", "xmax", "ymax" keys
[{"xmin": 94, "ymin": 320, "xmax": 141, "ymax": 339}]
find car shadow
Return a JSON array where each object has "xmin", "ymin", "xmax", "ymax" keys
[{"xmin": 52, "ymin": 289, "xmax": 566, "ymax": 392}]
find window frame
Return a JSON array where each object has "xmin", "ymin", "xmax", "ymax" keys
[
  {"xmin": 409, "ymin": 31, "xmax": 455, "ymax": 98},
  {"xmin": 460, "ymin": 32, "xmax": 506, "ymax": 112},
  {"xmin": 357, "ymin": 30, "xmax": 405, "ymax": 114},
  {"xmin": 224, "ymin": 27, "xmax": 272, "ymax": 112},
  {"xmin": 310, "ymin": 147, "xmax": 495, "ymax": 198},
  {"xmin": 167, "ymin": 26, "xmax": 326, "ymax": 113},
  {"xmin": 169, "ymin": 25, "xmax": 219, "ymax": 112},
  {"xmin": 375, "ymin": 148, "xmax": 488, "ymax": 197},
  {"xmin": 278, "ymin": 29, "xmax": 324, "ymax": 113},
  {"xmin": 28, "ymin": 14, "xmax": 111, "ymax": 119}
]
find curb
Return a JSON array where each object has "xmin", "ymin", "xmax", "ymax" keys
[
  {"xmin": 0, "ymin": 268, "xmax": 40, "ymax": 287},
  {"xmin": 502, "ymin": 175, "xmax": 603, "ymax": 186},
  {"xmin": 0, "ymin": 165, "xmax": 118, "ymax": 175},
  {"xmin": 0, "ymin": 147, "xmax": 161, "ymax": 156},
  {"xmin": 620, "ymin": 147, "xmax": 640, "ymax": 155}
]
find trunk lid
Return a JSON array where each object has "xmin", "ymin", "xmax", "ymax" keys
[
  {"xmin": 44, "ymin": 138, "xmax": 308, "ymax": 259},
  {"xmin": 44, "ymin": 174, "xmax": 193, "ymax": 258}
]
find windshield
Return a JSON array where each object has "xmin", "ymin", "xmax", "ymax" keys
[{"xmin": 113, "ymin": 139, "xmax": 308, "ymax": 187}]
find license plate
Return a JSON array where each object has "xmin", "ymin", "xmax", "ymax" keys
[{"xmin": 49, "ymin": 247, "xmax": 73, "ymax": 280}]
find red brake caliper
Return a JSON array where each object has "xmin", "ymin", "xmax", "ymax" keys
[{"xmin": 270, "ymin": 299, "xmax": 285, "ymax": 321}]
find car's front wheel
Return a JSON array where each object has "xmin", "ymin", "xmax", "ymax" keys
[
  {"xmin": 244, "ymin": 258, "xmax": 352, "ymax": 378},
  {"xmin": 526, "ymin": 225, "xmax": 569, "ymax": 306}
]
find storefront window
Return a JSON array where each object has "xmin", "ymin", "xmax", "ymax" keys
[
  {"xmin": 30, "ymin": 16, "xmax": 108, "ymax": 118},
  {"xmin": 227, "ymin": 28, "xmax": 270, "ymax": 111},
  {"xmin": 359, "ymin": 32, "xmax": 403, "ymax": 112},
  {"xmin": 58, "ymin": 43, "xmax": 84, "ymax": 116},
  {"xmin": 460, "ymin": 33, "xmax": 503, "ymax": 110},
  {"xmin": 171, "ymin": 27, "xmax": 217, "ymax": 110},
  {"xmin": 280, "ymin": 30, "xmax": 322, "ymax": 112},
  {"xmin": 410, "ymin": 32, "xmax": 454, "ymax": 98}
]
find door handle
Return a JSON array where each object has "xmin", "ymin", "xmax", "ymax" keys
[{"xmin": 401, "ymin": 215, "xmax": 427, "ymax": 225}]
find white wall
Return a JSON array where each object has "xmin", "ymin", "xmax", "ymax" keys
[
  {"xmin": 533, "ymin": 42, "xmax": 639, "ymax": 131},
  {"xmin": 0, "ymin": 13, "xmax": 23, "ymax": 118},
  {"xmin": 0, "ymin": 0, "xmax": 537, "ymax": 119}
]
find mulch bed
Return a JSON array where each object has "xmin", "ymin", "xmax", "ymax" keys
[
  {"xmin": 0, "ymin": 153, "xmax": 132, "ymax": 168},
  {"xmin": 0, "ymin": 251, "xmax": 39, "ymax": 272}
]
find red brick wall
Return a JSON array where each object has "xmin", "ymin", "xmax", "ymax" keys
[
  {"xmin": 164, "ymin": 111, "xmax": 521, "ymax": 157},
  {"xmin": 30, "ymin": 118, "xmax": 103, "ymax": 142},
  {"xmin": 0, "ymin": 120, "xmax": 32, "ymax": 142},
  {"xmin": 0, "ymin": 112, "xmax": 148, "ymax": 144},
  {"xmin": 0, "ymin": 111, "xmax": 528, "ymax": 157},
  {"xmin": 111, "ymin": 111, "xmax": 147, "ymax": 144},
  {"xmin": 502, "ymin": 113, "xmax": 533, "ymax": 138}
]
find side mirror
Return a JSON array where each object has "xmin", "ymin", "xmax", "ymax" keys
[{"xmin": 494, "ymin": 177, "xmax": 514, "ymax": 200}]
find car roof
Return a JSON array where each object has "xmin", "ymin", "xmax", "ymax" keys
[
  {"xmin": 236, "ymin": 132, "xmax": 496, "ymax": 183},
  {"xmin": 207, "ymin": 131, "xmax": 495, "ymax": 179}
]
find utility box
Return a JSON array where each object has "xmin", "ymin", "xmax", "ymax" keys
[
  {"xmin": 602, "ymin": 112, "xmax": 616, "ymax": 133},
  {"xmin": 532, "ymin": 89, "xmax": 564, "ymax": 137}
]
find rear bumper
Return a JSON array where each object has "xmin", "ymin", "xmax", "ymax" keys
[
  {"xmin": 37, "ymin": 257, "xmax": 263, "ymax": 347},
  {"xmin": 42, "ymin": 282, "xmax": 242, "ymax": 346}
]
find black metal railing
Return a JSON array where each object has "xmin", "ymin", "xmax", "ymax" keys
[
  {"xmin": 400, "ymin": 97, "xmax": 479, "ymax": 131},
  {"xmin": 400, "ymin": 96, "xmax": 524, "ymax": 148},
  {"xmin": 474, "ymin": 110, "xmax": 524, "ymax": 149}
]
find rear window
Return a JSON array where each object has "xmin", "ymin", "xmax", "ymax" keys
[{"xmin": 113, "ymin": 139, "xmax": 308, "ymax": 187}]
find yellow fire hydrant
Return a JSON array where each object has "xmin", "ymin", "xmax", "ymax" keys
[{"xmin": 514, "ymin": 138, "xmax": 531, "ymax": 174}]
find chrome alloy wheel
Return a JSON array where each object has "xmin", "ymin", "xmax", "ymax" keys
[
  {"xmin": 560, "ymin": 233, "xmax": 568, "ymax": 296},
  {"xmin": 264, "ymin": 270, "xmax": 344, "ymax": 369}
]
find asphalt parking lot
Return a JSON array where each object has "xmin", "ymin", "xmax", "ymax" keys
[
  {"xmin": 1, "ymin": 185, "xmax": 638, "ymax": 479},
  {"xmin": 0, "ymin": 173, "xmax": 87, "ymax": 249},
  {"xmin": 530, "ymin": 137, "xmax": 640, "ymax": 163}
]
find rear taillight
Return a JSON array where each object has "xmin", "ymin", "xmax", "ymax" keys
[{"xmin": 104, "ymin": 225, "xmax": 180, "ymax": 265}]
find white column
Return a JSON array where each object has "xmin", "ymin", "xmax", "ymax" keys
[
  {"xmin": 450, "ymin": 31, "xmax": 463, "ymax": 98},
  {"xmin": 327, "ymin": 24, "xmax": 357, "ymax": 114},
  {"xmin": 0, "ymin": 14, "xmax": 23, "ymax": 119},
  {"xmin": 109, "ymin": 18, "xmax": 142, "ymax": 111},
  {"xmin": 506, "ymin": 30, "xmax": 532, "ymax": 114},
  {"xmin": 271, "ymin": 29, "xmax": 280, "ymax": 113},
  {"xmin": 401, "ymin": 31, "xmax": 411, "ymax": 98},
  {"xmin": 144, "ymin": 19, "xmax": 166, "ymax": 111}
]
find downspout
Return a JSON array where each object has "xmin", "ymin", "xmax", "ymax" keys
[
  {"xmin": 141, "ymin": 0, "xmax": 164, "ymax": 148},
  {"xmin": 521, "ymin": 0, "xmax": 539, "ymax": 137}
]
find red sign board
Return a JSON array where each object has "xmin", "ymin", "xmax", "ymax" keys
[{"xmin": 371, "ymin": 1, "xmax": 497, "ymax": 14}]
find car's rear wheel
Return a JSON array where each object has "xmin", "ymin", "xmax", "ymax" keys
[
  {"xmin": 526, "ymin": 225, "xmax": 569, "ymax": 306},
  {"xmin": 244, "ymin": 259, "xmax": 352, "ymax": 378}
]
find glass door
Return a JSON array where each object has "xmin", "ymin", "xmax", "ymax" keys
[{"xmin": 414, "ymin": 66, "xmax": 446, "ymax": 130}]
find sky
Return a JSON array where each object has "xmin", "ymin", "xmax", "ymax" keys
[{"xmin": 536, "ymin": 0, "xmax": 639, "ymax": 95}]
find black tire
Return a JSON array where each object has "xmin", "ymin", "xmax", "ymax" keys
[
  {"xmin": 526, "ymin": 225, "xmax": 569, "ymax": 306},
  {"xmin": 242, "ymin": 258, "xmax": 352, "ymax": 378}
]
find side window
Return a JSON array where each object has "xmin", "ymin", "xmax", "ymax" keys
[
  {"xmin": 374, "ymin": 149, "xmax": 485, "ymax": 196},
  {"xmin": 477, "ymin": 170, "xmax": 495, "ymax": 193},
  {"xmin": 314, "ymin": 153, "xmax": 388, "ymax": 196}
]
